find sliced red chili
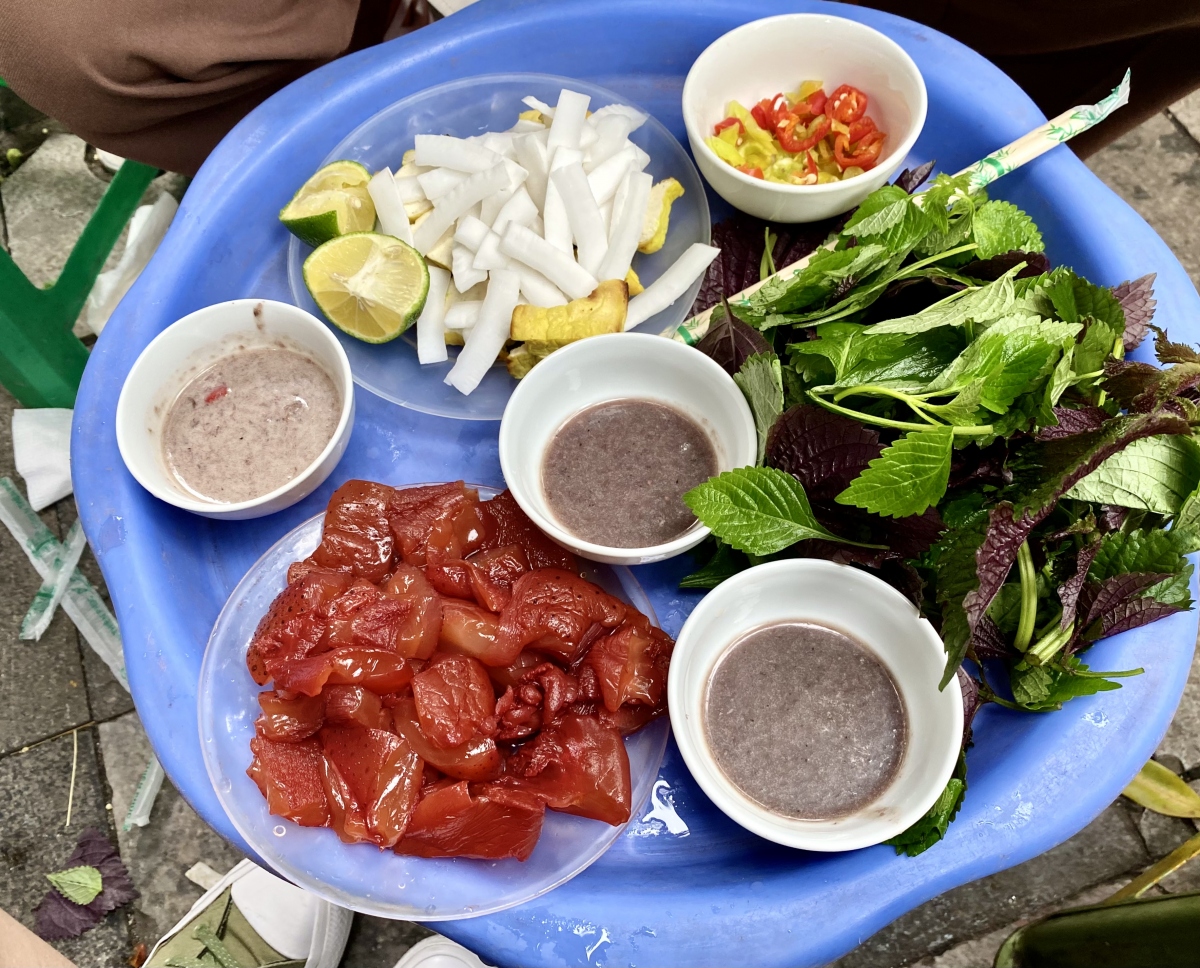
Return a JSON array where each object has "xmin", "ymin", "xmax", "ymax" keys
[
  {"xmin": 736, "ymin": 165, "xmax": 764, "ymax": 179},
  {"xmin": 777, "ymin": 114, "xmax": 831, "ymax": 154},
  {"xmin": 713, "ymin": 116, "xmax": 743, "ymax": 136},
  {"xmin": 806, "ymin": 89, "xmax": 827, "ymax": 117},
  {"xmin": 828, "ymin": 84, "xmax": 868, "ymax": 124},
  {"xmin": 833, "ymin": 129, "xmax": 885, "ymax": 171},
  {"xmin": 847, "ymin": 115, "xmax": 877, "ymax": 143},
  {"xmin": 752, "ymin": 94, "xmax": 789, "ymax": 132},
  {"xmin": 804, "ymin": 151, "xmax": 818, "ymax": 179}
]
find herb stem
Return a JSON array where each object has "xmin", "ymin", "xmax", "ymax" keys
[
  {"xmin": 831, "ymin": 384, "xmax": 944, "ymax": 425},
  {"xmin": 1013, "ymin": 541, "xmax": 1038, "ymax": 652},
  {"xmin": 894, "ymin": 242, "xmax": 980, "ymax": 275},
  {"xmin": 1073, "ymin": 666, "xmax": 1144, "ymax": 679},
  {"xmin": 809, "ymin": 393, "xmax": 996, "ymax": 435},
  {"xmin": 1027, "ymin": 620, "xmax": 1074, "ymax": 665}
]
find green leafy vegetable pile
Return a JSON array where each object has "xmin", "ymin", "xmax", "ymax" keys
[{"xmin": 685, "ymin": 170, "xmax": 1200, "ymax": 855}]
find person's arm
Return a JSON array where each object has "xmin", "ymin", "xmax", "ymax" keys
[{"xmin": 0, "ymin": 907, "xmax": 76, "ymax": 968}]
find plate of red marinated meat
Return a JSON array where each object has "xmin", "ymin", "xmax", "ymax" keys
[{"xmin": 198, "ymin": 480, "xmax": 672, "ymax": 918}]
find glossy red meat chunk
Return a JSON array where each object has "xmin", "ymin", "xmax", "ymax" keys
[
  {"xmin": 273, "ymin": 647, "xmax": 412, "ymax": 698},
  {"xmin": 425, "ymin": 560, "xmax": 474, "ymax": 601},
  {"xmin": 497, "ymin": 569, "xmax": 626, "ymax": 662},
  {"xmin": 381, "ymin": 565, "xmax": 441, "ymax": 659},
  {"xmin": 246, "ymin": 568, "xmax": 352, "ymax": 685},
  {"xmin": 388, "ymin": 482, "xmax": 484, "ymax": 566},
  {"xmin": 324, "ymin": 685, "xmax": 390, "ymax": 730},
  {"xmin": 321, "ymin": 726, "xmax": 423, "ymax": 848},
  {"xmin": 583, "ymin": 615, "xmax": 673, "ymax": 713},
  {"xmin": 312, "ymin": 481, "xmax": 395, "ymax": 582},
  {"xmin": 478, "ymin": 490, "xmax": 576, "ymax": 570},
  {"xmin": 318, "ymin": 579, "xmax": 413, "ymax": 653},
  {"xmin": 438, "ymin": 600, "xmax": 510, "ymax": 666},
  {"xmin": 393, "ymin": 697, "xmax": 502, "ymax": 781},
  {"xmin": 395, "ymin": 781, "xmax": 544, "ymax": 861},
  {"xmin": 504, "ymin": 714, "xmax": 632, "ymax": 825},
  {"xmin": 247, "ymin": 734, "xmax": 331, "ymax": 827},
  {"xmin": 256, "ymin": 690, "xmax": 325, "ymax": 742},
  {"xmin": 466, "ymin": 544, "xmax": 529, "ymax": 612},
  {"xmin": 411, "ymin": 654, "xmax": 497, "ymax": 748}
]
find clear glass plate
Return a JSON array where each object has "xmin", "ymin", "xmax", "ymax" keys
[
  {"xmin": 198, "ymin": 487, "xmax": 671, "ymax": 920},
  {"xmin": 286, "ymin": 72, "xmax": 711, "ymax": 421}
]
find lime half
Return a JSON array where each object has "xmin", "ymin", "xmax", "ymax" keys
[
  {"xmin": 304, "ymin": 232, "xmax": 430, "ymax": 343},
  {"xmin": 280, "ymin": 160, "xmax": 376, "ymax": 247}
]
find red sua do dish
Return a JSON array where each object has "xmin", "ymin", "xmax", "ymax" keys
[{"xmin": 244, "ymin": 481, "xmax": 673, "ymax": 860}]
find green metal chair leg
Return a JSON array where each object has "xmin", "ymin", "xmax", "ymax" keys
[{"xmin": 0, "ymin": 157, "xmax": 158, "ymax": 408}]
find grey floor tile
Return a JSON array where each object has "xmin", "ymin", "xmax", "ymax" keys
[
  {"xmin": 98, "ymin": 711, "xmax": 245, "ymax": 950},
  {"xmin": 1, "ymin": 133, "xmax": 110, "ymax": 290},
  {"xmin": 0, "ymin": 728, "xmax": 133, "ymax": 967},
  {"xmin": 341, "ymin": 916, "xmax": 434, "ymax": 968},
  {"xmin": 1137, "ymin": 807, "xmax": 1195, "ymax": 860},
  {"xmin": 0, "ymin": 393, "xmax": 92, "ymax": 755},
  {"xmin": 55, "ymin": 499, "xmax": 133, "ymax": 723},
  {"xmin": 833, "ymin": 804, "xmax": 1149, "ymax": 968},
  {"xmin": 911, "ymin": 877, "xmax": 1132, "ymax": 968},
  {"xmin": 1168, "ymin": 92, "xmax": 1200, "ymax": 147},
  {"xmin": 1158, "ymin": 654, "xmax": 1200, "ymax": 773},
  {"xmin": 1087, "ymin": 112, "xmax": 1200, "ymax": 289}
]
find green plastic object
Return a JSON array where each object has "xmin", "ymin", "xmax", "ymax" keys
[
  {"xmin": 0, "ymin": 158, "xmax": 158, "ymax": 407},
  {"xmin": 994, "ymin": 891, "xmax": 1200, "ymax": 967}
]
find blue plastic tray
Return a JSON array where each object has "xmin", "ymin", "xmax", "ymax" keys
[{"xmin": 72, "ymin": 2, "xmax": 1200, "ymax": 965}]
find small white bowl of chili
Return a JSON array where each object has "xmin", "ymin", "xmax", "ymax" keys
[
  {"xmin": 116, "ymin": 298, "xmax": 354, "ymax": 520},
  {"xmin": 682, "ymin": 13, "xmax": 928, "ymax": 223}
]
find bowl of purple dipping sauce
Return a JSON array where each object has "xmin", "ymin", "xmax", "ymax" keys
[
  {"xmin": 116, "ymin": 298, "xmax": 354, "ymax": 520},
  {"xmin": 669, "ymin": 557, "xmax": 963, "ymax": 851},
  {"xmin": 498, "ymin": 332, "xmax": 756, "ymax": 566}
]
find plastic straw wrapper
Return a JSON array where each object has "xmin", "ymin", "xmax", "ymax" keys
[
  {"xmin": 958, "ymin": 70, "xmax": 1130, "ymax": 191},
  {"xmin": 123, "ymin": 755, "xmax": 166, "ymax": 830},
  {"xmin": 20, "ymin": 518, "xmax": 87, "ymax": 641},
  {"xmin": 0, "ymin": 478, "xmax": 128, "ymax": 690},
  {"xmin": 667, "ymin": 70, "xmax": 1132, "ymax": 346}
]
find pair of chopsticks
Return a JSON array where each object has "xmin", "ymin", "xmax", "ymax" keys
[{"xmin": 670, "ymin": 70, "xmax": 1131, "ymax": 344}]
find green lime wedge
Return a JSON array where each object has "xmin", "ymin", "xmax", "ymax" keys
[
  {"xmin": 303, "ymin": 232, "xmax": 430, "ymax": 343},
  {"xmin": 280, "ymin": 160, "xmax": 376, "ymax": 247}
]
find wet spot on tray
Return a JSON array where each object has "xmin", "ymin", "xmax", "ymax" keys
[
  {"xmin": 586, "ymin": 927, "xmax": 612, "ymax": 962},
  {"xmin": 95, "ymin": 514, "xmax": 126, "ymax": 553},
  {"xmin": 629, "ymin": 779, "xmax": 690, "ymax": 837}
]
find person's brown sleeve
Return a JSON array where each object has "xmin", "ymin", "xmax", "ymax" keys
[{"xmin": 0, "ymin": 0, "xmax": 394, "ymax": 175}]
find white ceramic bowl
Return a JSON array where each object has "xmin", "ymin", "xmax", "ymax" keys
[
  {"xmin": 116, "ymin": 299, "xmax": 354, "ymax": 520},
  {"xmin": 669, "ymin": 559, "xmax": 963, "ymax": 851},
  {"xmin": 683, "ymin": 14, "xmax": 928, "ymax": 223},
  {"xmin": 498, "ymin": 333, "xmax": 756, "ymax": 566}
]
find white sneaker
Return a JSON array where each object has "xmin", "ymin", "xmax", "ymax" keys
[
  {"xmin": 146, "ymin": 859, "xmax": 351, "ymax": 968},
  {"xmin": 393, "ymin": 935, "xmax": 495, "ymax": 968}
]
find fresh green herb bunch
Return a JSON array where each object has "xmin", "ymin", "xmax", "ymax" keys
[{"xmin": 684, "ymin": 175, "xmax": 1200, "ymax": 854}]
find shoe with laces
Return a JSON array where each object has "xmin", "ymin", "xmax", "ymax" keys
[
  {"xmin": 145, "ymin": 860, "xmax": 351, "ymax": 968},
  {"xmin": 392, "ymin": 935, "xmax": 494, "ymax": 968}
]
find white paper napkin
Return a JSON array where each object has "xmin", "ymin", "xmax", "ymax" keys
[
  {"xmin": 84, "ymin": 191, "xmax": 178, "ymax": 336},
  {"xmin": 12, "ymin": 408, "xmax": 74, "ymax": 511}
]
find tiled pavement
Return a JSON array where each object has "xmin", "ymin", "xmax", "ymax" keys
[{"xmin": 2, "ymin": 85, "xmax": 1200, "ymax": 968}]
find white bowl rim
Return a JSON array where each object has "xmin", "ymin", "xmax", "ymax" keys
[
  {"xmin": 682, "ymin": 12, "xmax": 929, "ymax": 196},
  {"xmin": 668, "ymin": 556, "xmax": 964, "ymax": 851},
  {"xmin": 115, "ymin": 297, "xmax": 355, "ymax": 514},
  {"xmin": 498, "ymin": 332, "xmax": 756, "ymax": 561}
]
